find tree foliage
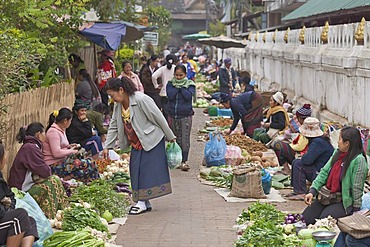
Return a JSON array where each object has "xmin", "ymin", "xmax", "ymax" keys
[
  {"xmin": 146, "ymin": 5, "xmax": 172, "ymax": 50},
  {"xmin": 0, "ymin": 0, "xmax": 90, "ymax": 92}
]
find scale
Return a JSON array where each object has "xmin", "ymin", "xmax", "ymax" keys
[{"xmin": 312, "ymin": 231, "xmax": 336, "ymax": 247}]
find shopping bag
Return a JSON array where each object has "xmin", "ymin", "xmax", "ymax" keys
[
  {"xmin": 166, "ymin": 142, "xmax": 182, "ymax": 169},
  {"xmin": 204, "ymin": 133, "xmax": 226, "ymax": 167},
  {"xmin": 15, "ymin": 192, "xmax": 53, "ymax": 247}
]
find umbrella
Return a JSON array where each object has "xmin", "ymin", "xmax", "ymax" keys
[
  {"xmin": 183, "ymin": 33, "xmax": 211, "ymax": 40},
  {"xmin": 197, "ymin": 35, "xmax": 246, "ymax": 59},
  {"xmin": 79, "ymin": 22, "xmax": 127, "ymax": 51},
  {"xmin": 79, "ymin": 21, "xmax": 152, "ymax": 50}
]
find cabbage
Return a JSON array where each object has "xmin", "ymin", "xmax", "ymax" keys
[
  {"xmin": 301, "ymin": 238, "xmax": 316, "ymax": 247},
  {"xmin": 298, "ymin": 228, "xmax": 315, "ymax": 239}
]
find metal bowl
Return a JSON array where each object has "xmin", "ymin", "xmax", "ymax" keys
[{"xmin": 312, "ymin": 231, "xmax": 336, "ymax": 241}]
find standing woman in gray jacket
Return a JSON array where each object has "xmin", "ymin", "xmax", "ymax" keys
[{"xmin": 103, "ymin": 77, "xmax": 176, "ymax": 215}]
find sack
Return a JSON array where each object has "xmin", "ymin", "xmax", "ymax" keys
[
  {"xmin": 317, "ymin": 185, "xmax": 342, "ymax": 205},
  {"xmin": 337, "ymin": 212, "xmax": 370, "ymax": 239},
  {"xmin": 229, "ymin": 164, "xmax": 267, "ymax": 199},
  {"xmin": 166, "ymin": 142, "xmax": 182, "ymax": 169},
  {"xmin": 204, "ymin": 133, "xmax": 227, "ymax": 167},
  {"xmin": 15, "ymin": 193, "xmax": 53, "ymax": 247}
]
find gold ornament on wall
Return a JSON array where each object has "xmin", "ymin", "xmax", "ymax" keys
[
  {"xmin": 284, "ymin": 27, "xmax": 290, "ymax": 43},
  {"xmin": 272, "ymin": 29, "xmax": 278, "ymax": 43},
  {"xmin": 299, "ymin": 26, "xmax": 306, "ymax": 44},
  {"xmin": 248, "ymin": 32, "xmax": 253, "ymax": 41},
  {"xmin": 262, "ymin": 31, "xmax": 267, "ymax": 43},
  {"xmin": 254, "ymin": 31, "xmax": 259, "ymax": 42},
  {"xmin": 321, "ymin": 21, "xmax": 329, "ymax": 44},
  {"xmin": 355, "ymin": 17, "xmax": 366, "ymax": 45}
]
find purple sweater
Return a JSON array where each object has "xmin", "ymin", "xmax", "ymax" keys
[{"xmin": 8, "ymin": 136, "xmax": 51, "ymax": 190}]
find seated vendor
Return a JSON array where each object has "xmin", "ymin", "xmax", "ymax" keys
[
  {"xmin": 66, "ymin": 100, "xmax": 103, "ymax": 160},
  {"xmin": 286, "ymin": 117, "xmax": 334, "ymax": 201},
  {"xmin": 273, "ymin": 104, "xmax": 312, "ymax": 175},
  {"xmin": 219, "ymin": 91, "xmax": 263, "ymax": 137},
  {"xmin": 86, "ymin": 103, "xmax": 109, "ymax": 142},
  {"xmin": 253, "ymin": 91, "xmax": 289, "ymax": 144},
  {"xmin": 0, "ymin": 139, "xmax": 39, "ymax": 246},
  {"xmin": 43, "ymin": 107, "xmax": 100, "ymax": 183},
  {"xmin": 8, "ymin": 122, "xmax": 67, "ymax": 219}
]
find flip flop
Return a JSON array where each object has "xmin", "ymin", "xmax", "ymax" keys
[
  {"xmin": 285, "ymin": 194, "xmax": 305, "ymax": 201},
  {"xmin": 129, "ymin": 206, "xmax": 147, "ymax": 215}
]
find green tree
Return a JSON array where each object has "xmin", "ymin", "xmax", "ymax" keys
[
  {"xmin": 146, "ymin": 5, "xmax": 172, "ymax": 51},
  {"xmin": 209, "ymin": 20, "xmax": 226, "ymax": 36},
  {"xmin": 0, "ymin": 0, "xmax": 91, "ymax": 89}
]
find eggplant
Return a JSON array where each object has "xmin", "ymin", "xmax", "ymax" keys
[
  {"xmin": 117, "ymin": 187, "xmax": 132, "ymax": 194},
  {"xmin": 116, "ymin": 182, "xmax": 129, "ymax": 187}
]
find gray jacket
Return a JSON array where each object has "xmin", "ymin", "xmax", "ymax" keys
[{"xmin": 104, "ymin": 92, "xmax": 176, "ymax": 151}]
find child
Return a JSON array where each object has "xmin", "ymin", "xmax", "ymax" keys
[{"xmin": 0, "ymin": 139, "xmax": 39, "ymax": 246}]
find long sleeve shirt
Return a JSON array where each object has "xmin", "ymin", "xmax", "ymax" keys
[
  {"xmin": 310, "ymin": 151, "xmax": 368, "ymax": 211},
  {"xmin": 43, "ymin": 123, "xmax": 77, "ymax": 165},
  {"xmin": 152, "ymin": 65, "xmax": 175, "ymax": 97},
  {"xmin": 8, "ymin": 136, "xmax": 51, "ymax": 190}
]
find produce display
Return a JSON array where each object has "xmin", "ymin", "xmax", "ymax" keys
[
  {"xmin": 199, "ymin": 166, "xmax": 233, "ymax": 189},
  {"xmin": 210, "ymin": 118, "xmax": 233, "ymax": 127},
  {"xmin": 235, "ymin": 202, "xmax": 302, "ymax": 247},
  {"xmin": 224, "ymin": 135, "xmax": 268, "ymax": 154},
  {"xmin": 69, "ymin": 179, "xmax": 130, "ymax": 218},
  {"xmin": 272, "ymin": 174, "xmax": 292, "ymax": 189},
  {"xmin": 193, "ymin": 98, "xmax": 210, "ymax": 108},
  {"xmin": 44, "ymin": 228, "xmax": 105, "ymax": 247}
]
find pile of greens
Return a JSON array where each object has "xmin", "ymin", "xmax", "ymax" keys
[
  {"xmin": 44, "ymin": 229, "xmax": 105, "ymax": 247},
  {"xmin": 200, "ymin": 166, "xmax": 233, "ymax": 190},
  {"xmin": 62, "ymin": 205, "xmax": 108, "ymax": 233},
  {"xmin": 70, "ymin": 179, "xmax": 129, "ymax": 218},
  {"xmin": 235, "ymin": 202, "xmax": 301, "ymax": 247}
]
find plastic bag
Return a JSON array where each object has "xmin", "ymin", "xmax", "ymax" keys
[
  {"xmin": 204, "ymin": 133, "xmax": 226, "ymax": 167},
  {"xmin": 15, "ymin": 193, "xmax": 53, "ymax": 247},
  {"xmin": 361, "ymin": 192, "xmax": 370, "ymax": 210},
  {"xmin": 166, "ymin": 142, "xmax": 182, "ymax": 169}
]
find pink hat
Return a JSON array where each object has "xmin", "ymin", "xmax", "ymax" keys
[{"xmin": 299, "ymin": 117, "xmax": 324, "ymax": 138}]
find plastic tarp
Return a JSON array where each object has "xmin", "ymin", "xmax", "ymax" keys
[{"xmin": 79, "ymin": 22, "xmax": 127, "ymax": 51}]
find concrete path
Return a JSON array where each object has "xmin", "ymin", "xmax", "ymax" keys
[{"xmin": 115, "ymin": 108, "xmax": 305, "ymax": 247}]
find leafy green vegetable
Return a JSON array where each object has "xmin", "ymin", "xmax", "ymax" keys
[
  {"xmin": 236, "ymin": 202, "xmax": 285, "ymax": 225},
  {"xmin": 62, "ymin": 205, "xmax": 108, "ymax": 233},
  {"xmin": 44, "ymin": 229, "xmax": 105, "ymax": 247},
  {"xmin": 69, "ymin": 179, "xmax": 129, "ymax": 218}
]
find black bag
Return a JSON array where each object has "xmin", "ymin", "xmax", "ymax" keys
[{"xmin": 317, "ymin": 185, "xmax": 342, "ymax": 205}]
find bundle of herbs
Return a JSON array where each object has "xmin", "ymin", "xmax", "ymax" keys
[{"xmin": 69, "ymin": 179, "xmax": 130, "ymax": 218}]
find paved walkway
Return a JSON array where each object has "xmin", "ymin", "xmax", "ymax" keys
[{"xmin": 115, "ymin": 109, "xmax": 305, "ymax": 247}]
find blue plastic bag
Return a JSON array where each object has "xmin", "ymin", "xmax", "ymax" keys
[
  {"xmin": 204, "ymin": 133, "xmax": 227, "ymax": 167},
  {"xmin": 166, "ymin": 142, "xmax": 183, "ymax": 169},
  {"xmin": 361, "ymin": 192, "xmax": 370, "ymax": 210},
  {"xmin": 261, "ymin": 169, "xmax": 272, "ymax": 195},
  {"xmin": 15, "ymin": 192, "xmax": 53, "ymax": 247}
]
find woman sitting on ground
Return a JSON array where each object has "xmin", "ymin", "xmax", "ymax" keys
[
  {"xmin": 75, "ymin": 69, "xmax": 101, "ymax": 108},
  {"xmin": 273, "ymin": 104, "xmax": 312, "ymax": 175},
  {"xmin": 87, "ymin": 103, "xmax": 109, "ymax": 142},
  {"xmin": 285, "ymin": 117, "xmax": 334, "ymax": 201},
  {"xmin": 43, "ymin": 107, "xmax": 99, "ymax": 183},
  {"xmin": 302, "ymin": 126, "xmax": 368, "ymax": 225},
  {"xmin": 254, "ymin": 91, "xmax": 289, "ymax": 144},
  {"xmin": 219, "ymin": 91, "xmax": 263, "ymax": 137},
  {"xmin": 8, "ymin": 123, "xmax": 67, "ymax": 219},
  {"xmin": 66, "ymin": 100, "xmax": 103, "ymax": 160},
  {"xmin": 0, "ymin": 139, "xmax": 39, "ymax": 246}
]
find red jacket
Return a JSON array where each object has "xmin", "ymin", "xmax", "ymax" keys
[{"xmin": 96, "ymin": 59, "xmax": 116, "ymax": 90}]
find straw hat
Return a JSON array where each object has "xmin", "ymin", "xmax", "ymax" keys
[{"xmin": 299, "ymin": 117, "xmax": 324, "ymax": 138}]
